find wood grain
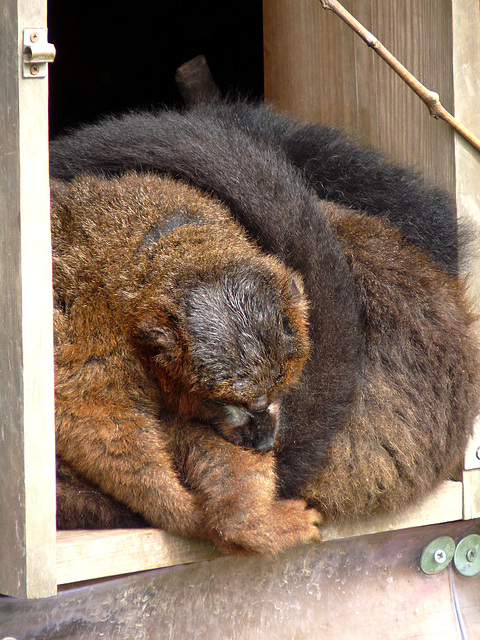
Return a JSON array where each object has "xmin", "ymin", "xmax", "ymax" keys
[
  {"xmin": 56, "ymin": 529, "xmax": 222, "ymax": 585},
  {"xmin": 463, "ymin": 470, "xmax": 480, "ymax": 520},
  {"xmin": 452, "ymin": 0, "xmax": 480, "ymax": 518},
  {"xmin": 0, "ymin": 0, "xmax": 56, "ymax": 599},
  {"xmin": 263, "ymin": 0, "xmax": 455, "ymax": 192}
]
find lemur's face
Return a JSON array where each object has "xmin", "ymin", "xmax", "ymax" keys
[
  {"xmin": 184, "ymin": 264, "xmax": 310, "ymax": 452},
  {"xmin": 199, "ymin": 394, "xmax": 282, "ymax": 453}
]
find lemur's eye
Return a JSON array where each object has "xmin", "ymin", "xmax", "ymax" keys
[
  {"xmin": 249, "ymin": 395, "xmax": 268, "ymax": 412},
  {"xmin": 224, "ymin": 404, "xmax": 251, "ymax": 427}
]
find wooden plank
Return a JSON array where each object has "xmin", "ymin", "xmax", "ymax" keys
[
  {"xmin": 56, "ymin": 529, "xmax": 222, "ymax": 585},
  {"xmin": 0, "ymin": 0, "xmax": 56, "ymax": 598},
  {"xmin": 463, "ymin": 470, "xmax": 480, "ymax": 520},
  {"xmin": 56, "ymin": 481, "xmax": 462, "ymax": 586},
  {"xmin": 451, "ymin": 0, "xmax": 480, "ymax": 519},
  {"xmin": 263, "ymin": 0, "xmax": 455, "ymax": 193},
  {"xmin": 464, "ymin": 417, "xmax": 480, "ymax": 471}
]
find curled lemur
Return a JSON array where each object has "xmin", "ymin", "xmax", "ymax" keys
[
  {"xmin": 53, "ymin": 172, "xmax": 320, "ymax": 553},
  {"xmin": 50, "ymin": 101, "xmax": 480, "ymax": 549}
]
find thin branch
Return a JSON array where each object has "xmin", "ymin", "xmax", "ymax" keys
[{"xmin": 319, "ymin": 0, "xmax": 480, "ymax": 153}]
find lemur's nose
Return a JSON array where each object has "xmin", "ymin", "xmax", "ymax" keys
[{"xmin": 254, "ymin": 434, "xmax": 275, "ymax": 453}]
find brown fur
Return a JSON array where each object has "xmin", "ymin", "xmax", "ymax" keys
[
  {"xmin": 50, "ymin": 101, "xmax": 480, "ymax": 554},
  {"xmin": 56, "ymin": 457, "xmax": 148, "ymax": 528},
  {"xmin": 52, "ymin": 172, "xmax": 321, "ymax": 555},
  {"xmin": 300, "ymin": 203, "xmax": 480, "ymax": 518},
  {"xmin": 53, "ymin": 171, "xmax": 480, "ymax": 554}
]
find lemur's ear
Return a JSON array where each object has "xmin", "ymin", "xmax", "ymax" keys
[
  {"xmin": 287, "ymin": 272, "xmax": 305, "ymax": 306},
  {"xmin": 131, "ymin": 314, "xmax": 180, "ymax": 355},
  {"xmin": 135, "ymin": 323, "xmax": 176, "ymax": 351}
]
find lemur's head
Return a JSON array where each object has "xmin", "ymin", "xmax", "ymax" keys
[
  {"xmin": 183, "ymin": 261, "xmax": 310, "ymax": 452},
  {"xmin": 134, "ymin": 258, "xmax": 310, "ymax": 454},
  {"xmin": 52, "ymin": 170, "xmax": 310, "ymax": 454}
]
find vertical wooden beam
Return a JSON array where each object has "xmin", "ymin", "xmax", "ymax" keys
[
  {"xmin": 0, "ymin": 0, "xmax": 56, "ymax": 598},
  {"xmin": 263, "ymin": 0, "xmax": 455, "ymax": 194},
  {"xmin": 452, "ymin": 0, "xmax": 480, "ymax": 520}
]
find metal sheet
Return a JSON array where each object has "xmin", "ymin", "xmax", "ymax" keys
[{"xmin": 1, "ymin": 520, "xmax": 479, "ymax": 639}]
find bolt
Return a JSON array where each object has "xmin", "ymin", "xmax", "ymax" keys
[
  {"xmin": 30, "ymin": 64, "xmax": 40, "ymax": 76},
  {"xmin": 434, "ymin": 549, "xmax": 447, "ymax": 564},
  {"xmin": 466, "ymin": 548, "xmax": 477, "ymax": 563},
  {"xmin": 30, "ymin": 32, "xmax": 39, "ymax": 43}
]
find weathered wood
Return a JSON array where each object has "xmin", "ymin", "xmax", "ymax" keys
[
  {"xmin": 56, "ymin": 529, "xmax": 221, "ymax": 585},
  {"xmin": 464, "ymin": 419, "xmax": 480, "ymax": 471},
  {"xmin": 263, "ymin": 0, "xmax": 455, "ymax": 193},
  {"xmin": 0, "ymin": 0, "xmax": 56, "ymax": 598},
  {"xmin": 463, "ymin": 470, "xmax": 480, "ymax": 520},
  {"xmin": 451, "ymin": 0, "xmax": 480, "ymax": 519},
  {"xmin": 175, "ymin": 55, "xmax": 220, "ymax": 106},
  {"xmin": 54, "ymin": 480, "xmax": 461, "ymax": 586},
  {"xmin": 319, "ymin": 0, "xmax": 480, "ymax": 152}
]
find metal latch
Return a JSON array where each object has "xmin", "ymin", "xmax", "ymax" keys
[{"xmin": 23, "ymin": 29, "xmax": 56, "ymax": 78}]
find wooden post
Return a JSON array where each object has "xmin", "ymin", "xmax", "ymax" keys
[
  {"xmin": 0, "ymin": 0, "xmax": 56, "ymax": 598},
  {"xmin": 452, "ymin": 0, "xmax": 480, "ymax": 520}
]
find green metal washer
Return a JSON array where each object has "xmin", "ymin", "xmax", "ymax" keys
[
  {"xmin": 454, "ymin": 534, "xmax": 480, "ymax": 577},
  {"xmin": 420, "ymin": 536, "xmax": 455, "ymax": 575}
]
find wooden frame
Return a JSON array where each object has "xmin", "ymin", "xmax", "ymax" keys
[
  {"xmin": 452, "ymin": 0, "xmax": 480, "ymax": 521},
  {"xmin": 0, "ymin": 0, "xmax": 56, "ymax": 599},
  {"xmin": 1, "ymin": 0, "xmax": 479, "ymax": 599}
]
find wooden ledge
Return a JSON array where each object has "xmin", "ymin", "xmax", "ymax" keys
[
  {"xmin": 56, "ymin": 480, "xmax": 463, "ymax": 587},
  {"xmin": 56, "ymin": 528, "xmax": 221, "ymax": 585}
]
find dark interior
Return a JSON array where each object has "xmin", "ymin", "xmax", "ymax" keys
[{"xmin": 47, "ymin": 1, "xmax": 264, "ymax": 137}]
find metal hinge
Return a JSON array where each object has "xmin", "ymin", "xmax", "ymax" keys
[{"xmin": 23, "ymin": 28, "xmax": 56, "ymax": 78}]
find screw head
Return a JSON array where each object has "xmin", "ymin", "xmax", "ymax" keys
[
  {"xmin": 30, "ymin": 64, "xmax": 40, "ymax": 75},
  {"xmin": 476, "ymin": 446, "xmax": 480, "ymax": 461},
  {"xmin": 434, "ymin": 549, "xmax": 447, "ymax": 564},
  {"xmin": 30, "ymin": 31, "xmax": 39, "ymax": 43},
  {"xmin": 466, "ymin": 548, "xmax": 477, "ymax": 563}
]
